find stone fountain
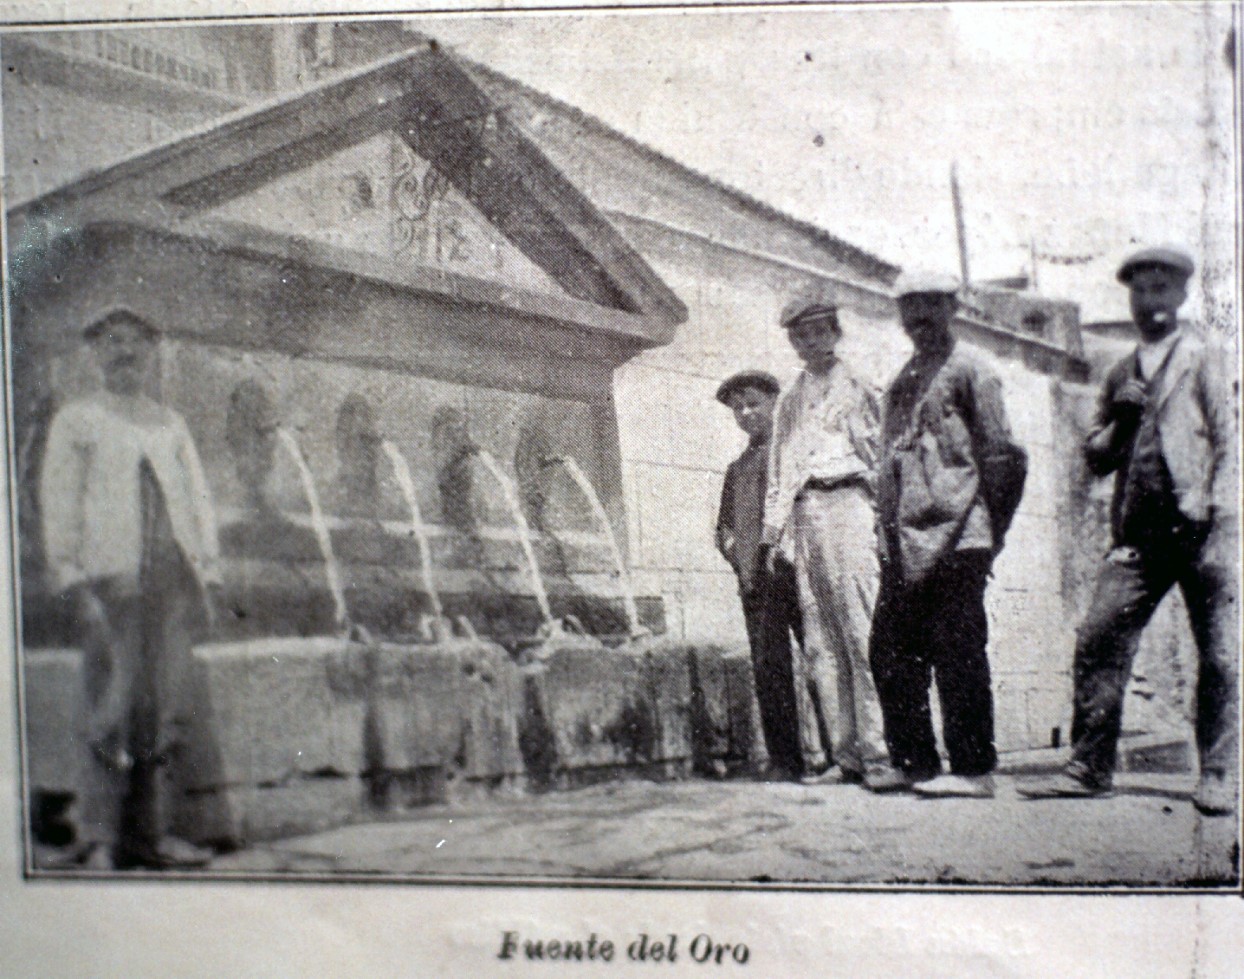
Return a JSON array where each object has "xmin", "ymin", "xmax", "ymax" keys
[{"xmin": 12, "ymin": 47, "xmax": 765, "ymax": 851}]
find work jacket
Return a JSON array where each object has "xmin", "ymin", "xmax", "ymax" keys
[
  {"xmin": 878, "ymin": 344, "xmax": 1027, "ymax": 585},
  {"xmin": 1086, "ymin": 332, "xmax": 1238, "ymax": 547}
]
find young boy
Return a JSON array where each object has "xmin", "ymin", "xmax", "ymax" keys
[
  {"xmin": 760, "ymin": 300, "xmax": 892, "ymax": 790},
  {"xmin": 715, "ymin": 370, "xmax": 803, "ymax": 780}
]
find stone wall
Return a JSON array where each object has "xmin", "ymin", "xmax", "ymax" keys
[{"xmin": 603, "ymin": 215, "xmax": 1084, "ymax": 754}]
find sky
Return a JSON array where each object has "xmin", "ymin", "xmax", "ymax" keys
[{"xmin": 410, "ymin": 4, "xmax": 1237, "ymax": 323}]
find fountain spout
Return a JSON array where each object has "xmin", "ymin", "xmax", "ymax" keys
[
  {"xmin": 472, "ymin": 448, "xmax": 555, "ymax": 632},
  {"xmin": 543, "ymin": 455, "xmax": 646, "ymax": 639},
  {"xmin": 380, "ymin": 440, "xmax": 449, "ymax": 631},
  {"xmin": 275, "ymin": 427, "xmax": 349, "ymax": 631}
]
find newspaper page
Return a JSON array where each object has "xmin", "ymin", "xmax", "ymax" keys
[{"xmin": 1, "ymin": 1, "xmax": 1241, "ymax": 974}]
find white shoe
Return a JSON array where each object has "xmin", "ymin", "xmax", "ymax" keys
[
  {"xmin": 912, "ymin": 774, "xmax": 994, "ymax": 799},
  {"xmin": 1192, "ymin": 773, "xmax": 1237, "ymax": 816}
]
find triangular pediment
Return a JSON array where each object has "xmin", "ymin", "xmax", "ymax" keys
[
  {"xmin": 205, "ymin": 130, "xmax": 570, "ymax": 297},
  {"xmin": 8, "ymin": 44, "xmax": 687, "ymax": 343}
]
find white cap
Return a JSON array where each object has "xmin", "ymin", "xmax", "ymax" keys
[{"xmin": 893, "ymin": 271, "xmax": 961, "ymax": 299}]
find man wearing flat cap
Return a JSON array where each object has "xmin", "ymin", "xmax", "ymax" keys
[
  {"xmin": 760, "ymin": 298, "xmax": 891, "ymax": 789},
  {"xmin": 40, "ymin": 308, "xmax": 220, "ymax": 869},
  {"xmin": 714, "ymin": 370, "xmax": 803, "ymax": 780},
  {"xmin": 869, "ymin": 273, "xmax": 1028, "ymax": 798},
  {"xmin": 1020, "ymin": 247, "xmax": 1240, "ymax": 815}
]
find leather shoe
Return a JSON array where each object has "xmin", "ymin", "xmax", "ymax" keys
[
  {"xmin": 800, "ymin": 765, "xmax": 863, "ymax": 786},
  {"xmin": 756, "ymin": 762, "xmax": 800, "ymax": 783},
  {"xmin": 1016, "ymin": 772, "xmax": 1113, "ymax": 799},
  {"xmin": 1192, "ymin": 773, "xmax": 1237, "ymax": 816},
  {"xmin": 864, "ymin": 766, "xmax": 914, "ymax": 794},
  {"xmin": 912, "ymin": 774, "xmax": 995, "ymax": 799},
  {"xmin": 37, "ymin": 841, "xmax": 114, "ymax": 871},
  {"xmin": 117, "ymin": 836, "xmax": 213, "ymax": 870}
]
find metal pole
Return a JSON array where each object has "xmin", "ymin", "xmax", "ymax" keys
[{"xmin": 951, "ymin": 161, "xmax": 970, "ymax": 284}]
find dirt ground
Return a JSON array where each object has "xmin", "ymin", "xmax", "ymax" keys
[{"xmin": 189, "ymin": 772, "xmax": 1238, "ymax": 889}]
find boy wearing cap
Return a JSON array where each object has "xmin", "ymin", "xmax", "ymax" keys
[
  {"xmin": 1019, "ymin": 248, "xmax": 1239, "ymax": 815},
  {"xmin": 40, "ymin": 309, "xmax": 220, "ymax": 869},
  {"xmin": 715, "ymin": 370, "xmax": 803, "ymax": 780},
  {"xmin": 760, "ymin": 300, "xmax": 891, "ymax": 789},
  {"xmin": 870, "ymin": 274, "xmax": 1027, "ymax": 798}
]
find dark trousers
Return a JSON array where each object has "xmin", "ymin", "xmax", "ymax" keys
[
  {"xmin": 1068, "ymin": 531, "xmax": 1238, "ymax": 786},
  {"xmin": 869, "ymin": 550, "xmax": 997, "ymax": 778},
  {"xmin": 740, "ymin": 557, "xmax": 803, "ymax": 775},
  {"xmin": 78, "ymin": 463, "xmax": 202, "ymax": 859}
]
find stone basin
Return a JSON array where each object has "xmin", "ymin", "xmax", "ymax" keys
[
  {"xmin": 515, "ymin": 634, "xmax": 764, "ymax": 789},
  {"xmin": 23, "ymin": 634, "xmax": 764, "ymax": 849}
]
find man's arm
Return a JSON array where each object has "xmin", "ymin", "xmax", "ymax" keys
[
  {"xmin": 715, "ymin": 463, "xmax": 737, "ymax": 568},
  {"xmin": 846, "ymin": 377, "xmax": 882, "ymax": 477},
  {"xmin": 1083, "ymin": 364, "xmax": 1144, "ymax": 477},
  {"xmin": 966, "ymin": 363, "xmax": 1027, "ymax": 548},
  {"xmin": 1198, "ymin": 343, "xmax": 1240, "ymax": 527},
  {"xmin": 38, "ymin": 404, "xmax": 89, "ymax": 593},
  {"xmin": 760, "ymin": 390, "xmax": 791, "ymax": 548}
]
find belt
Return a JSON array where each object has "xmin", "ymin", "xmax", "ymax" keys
[{"xmin": 801, "ymin": 475, "xmax": 869, "ymax": 494}]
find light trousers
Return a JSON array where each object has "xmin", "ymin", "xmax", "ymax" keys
[{"xmin": 789, "ymin": 484, "xmax": 888, "ymax": 774}]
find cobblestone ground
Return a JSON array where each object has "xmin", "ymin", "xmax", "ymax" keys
[{"xmin": 205, "ymin": 773, "xmax": 1238, "ymax": 887}]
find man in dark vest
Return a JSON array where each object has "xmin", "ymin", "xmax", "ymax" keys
[
  {"xmin": 715, "ymin": 370, "xmax": 803, "ymax": 780},
  {"xmin": 1019, "ymin": 247, "xmax": 1239, "ymax": 815}
]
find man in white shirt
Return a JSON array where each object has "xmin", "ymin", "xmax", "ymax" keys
[
  {"xmin": 759, "ymin": 299, "xmax": 891, "ymax": 789},
  {"xmin": 40, "ymin": 308, "xmax": 220, "ymax": 869}
]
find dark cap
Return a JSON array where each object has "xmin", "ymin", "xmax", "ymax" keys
[
  {"xmin": 1117, "ymin": 246, "xmax": 1194, "ymax": 284},
  {"xmin": 716, "ymin": 370, "xmax": 780, "ymax": 405},
  {"xmin": 82, "ymin": 308, "xmax": 160, "ymax": 342},
  {"xmin": 779, "ymin": 298, "xmax": 840, "ymax": 331}
]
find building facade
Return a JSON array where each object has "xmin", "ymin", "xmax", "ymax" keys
[{"xmin": 5, "ymin": 19, "xmax": 1166, "ymax": 769}]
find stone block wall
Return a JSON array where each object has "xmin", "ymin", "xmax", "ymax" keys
[{"xmin": 608, "ymin": 216, "xmax": 1100, "ymax": 756}]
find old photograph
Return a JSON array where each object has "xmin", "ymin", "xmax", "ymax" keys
[{"xmin": 3, "ymin": 3, "xmax": 1240, "ymax": 891}]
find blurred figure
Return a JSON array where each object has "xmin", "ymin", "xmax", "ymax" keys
[{"xmin": 40, "ymin": 309, "xmax": 220, "ymax": 869}]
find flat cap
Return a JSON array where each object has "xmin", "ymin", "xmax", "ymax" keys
[
  {"xmin": 1117, "ymin": 246, "xmax": 1194, "ymax": 284},
  {"xmin": 82, "ymin": 307, "xmax": 160, "ymax": 341},
  {"xmin": 716, "ymin": 370, "xmax": 780, "ymax": 405},
  {"xmin": 779, "ymin": 298, "xmax": 840, "ymax": 330},
  {"xmin": 893, "ymin": 271, "xmax": 961, "ymax": 299}
]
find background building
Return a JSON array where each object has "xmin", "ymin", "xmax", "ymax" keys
[{"xmin": 5, "ymin": 19, "xmax": 1189, "ymax": 766}]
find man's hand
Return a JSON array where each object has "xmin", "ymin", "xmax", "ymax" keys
[
  {"xmin": 76, "ymin": 586, "xmax": 110, "ymax": 632},
  {"xmin": 1111, "ymin": 378, "xmax": 1148, "ymax": 421},
  {"xmin": 758, "ymin": 542, "xmax": 778, "ymax": 576}
]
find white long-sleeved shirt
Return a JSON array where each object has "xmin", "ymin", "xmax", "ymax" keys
[
  {"xmin": 39, "ymin": 390, "xmax": 220, "ymax": 593},
  {"xmin": 762, "ymin": 361, "xmax": 880, "ymax": 544}
]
